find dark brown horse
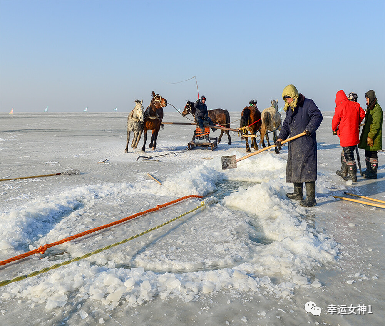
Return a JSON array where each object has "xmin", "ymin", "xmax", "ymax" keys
[
  {"xmin": 142, "ymin": 91, "xmax": 167, "ymax": 151},
  {"xmin": 240, "ymin": 105, "xmax": 262, "ymax": 152},
  {"xmin": 181, "ymin": 101, "xmax": 231, "ymax": 144}
]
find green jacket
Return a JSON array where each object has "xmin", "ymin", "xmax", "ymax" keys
[{"xmin": 358, "ymin": 102, "xmax": 383, "ymax": 151}]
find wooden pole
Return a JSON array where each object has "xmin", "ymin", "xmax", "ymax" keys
[
  {"xmin": 333, "ymin": 196, "xmax": 385, "ymax": 209},
  {"xmin": 0, "ymin": 173, "xmax": 61, "ymax": 182},
  {"xmin": 162, "ymin": 122, "xmax": 196, "ymax": 125},
  {"xmin": 162, "ymin": 122, "xmax": 240, "ymax": 132},
  {"xmin": 236, "ymin": 132, "xmax": 306, "ymax": 163},
  {"xmin": 0, "ymin": 169, "xmax": 80, "ymax": 182},
  {"xmin": 147, "ymin": 173, "xmax": 162, "ymax": 185},
  {"xmin": 344, "ymin": 192, "xmax": 385, "ymax": 204}
]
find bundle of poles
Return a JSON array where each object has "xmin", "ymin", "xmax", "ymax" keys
[{"xmin": 334, "ymin": 192, "xmax": 385, "ymax": 209}]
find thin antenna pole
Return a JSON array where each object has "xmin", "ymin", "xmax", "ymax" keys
[{"xmin": 195, "ymin": 76, "xmax": 200, "ymax": 99}]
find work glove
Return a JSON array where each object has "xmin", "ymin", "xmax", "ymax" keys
[
  {"xmin": 367, "ymin": 137, "xmax": 374, "ymax": 147},
  {"xmin": 304, "ymin": 130, "xmax": 311, "ymax": 136}
]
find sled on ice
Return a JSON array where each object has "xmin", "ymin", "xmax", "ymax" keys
[{"xmin": 188, "ymin": 126, "xmax": 218, "ymax": 151}]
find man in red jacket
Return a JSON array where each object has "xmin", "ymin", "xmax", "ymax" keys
[{"xmin": 332, "ymin": 90, "xmax": 365, "ymax": 182}]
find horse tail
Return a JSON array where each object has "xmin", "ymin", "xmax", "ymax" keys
[
  {"xmin": 225, "ymin": 110, "xmax": 231, "ymax": 128},
  {"xmin": 240, "ymin": 108, "xmax": 250, "ymax": 128},
  {"xmin": 262, "ymin": 110, "xmax": 271, "ymax": 129}
]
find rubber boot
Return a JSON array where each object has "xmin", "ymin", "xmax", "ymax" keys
[
  {"xmin": 300, "ymin": 182, "xmax": 316, "ymax": 207},
  {"xmin": 363, "ymin": 157, "xmax": 378, "ymax": 179},
  {"xmin": 345, "ymin": 161, "xmax": 357, "ymax": 182},
  {"xmin": 336, "ymin": 151, "xmax": 348, "ymax": 179},
  {"xmin": 286, "ymin": 183, "xmax": 303, "ymax": 200}
]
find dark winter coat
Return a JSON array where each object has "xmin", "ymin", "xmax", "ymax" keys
[
  {"xmin": 278, "ymin": 94, "xmax": 323, "ymax": 183},
  {"xmin": 332, "ymin": 90, "xmax": 365, "ymax": 147},
  {"xmin": 194, "ymin": 100, "xmax": 208, "ymax": 119},
  {"xmin": 358, "ymin": 101, "xmax": 383, "ymax": 151}
]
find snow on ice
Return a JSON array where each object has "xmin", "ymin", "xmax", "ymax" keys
[{"xmin": 0, "ymin": 112, "xmax": 384, "ymax": 325}]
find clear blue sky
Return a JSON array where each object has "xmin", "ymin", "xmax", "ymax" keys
[{"xmin": 1, "ymin": 0, "xmax": 384, "ymax": 113}]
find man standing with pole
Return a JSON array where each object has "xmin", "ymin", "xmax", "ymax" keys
[{"xmin": 275, "ymin": 84, "xmax": 323, "ymax": 207}]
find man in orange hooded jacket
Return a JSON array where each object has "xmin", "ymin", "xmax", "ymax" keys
[{"xmin": 332, "ymin": 90, "xmax": 365, "ymax": 182}]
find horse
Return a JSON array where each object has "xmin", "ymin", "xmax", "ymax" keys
[
  {"xmin": 125, "ymin": 99, "xmax": 144, "ymax": 152},
  {"xmin": 259, "ymin": 99, "xmax": 281, "ymax": 149},
  {"xmin": 240, "ymin": 105, "xmax": 262, "ymax": 152},
  {"xmin": 181, "ymin": 101, "xmax": 231, "ymax": 144},
  {"xmin": 142, "ymin": 91, "xmax": 167, "ymax": 151}
]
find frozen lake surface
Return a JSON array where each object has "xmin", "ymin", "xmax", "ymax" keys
[{"xmin": 1, "ymin": 112, "xmax": 384, "ymax": 325}]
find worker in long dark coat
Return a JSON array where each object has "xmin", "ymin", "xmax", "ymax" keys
[{"xmin": 276, "ymin": 84, "xmax": 323, "ymax": 207}]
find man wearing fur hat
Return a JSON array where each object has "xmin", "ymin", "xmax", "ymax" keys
[
  {"xmin": 276, "ymin": 84, "xmax": 323, "ymax": 207},
  {"xmin": 358, "ymin": 90, "xmax": 383, "ymax": 179}
]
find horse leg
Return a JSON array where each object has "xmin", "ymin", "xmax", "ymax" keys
[
  {"xmin": 245, "ymin": 136, "xmax": 251, "ymax": 152},
  {"xmin": 131, "ymin": 131, "xmax": 137, "ymax": 149},
  {"xmin": 142, "ymin": 130, "xmax": 147, "ymax": 152},
  {"xmin": 273, "ymin": 130, "xmax": 277, "ymax": 143},
  {"xmin": 125, "ymin": 130, "xmax": 130, "ymax": 153},
  {"xmin": 266, "ymin": 131, "xmax": 270, "ymax": 147},
  {"xmin": 252, "ymin": 135, "xmax": 258, "ymax": 151},
  {"xmin": 273, "ymin": 130, "xmax": 280, "ymax": 153},
  {"xmin": 259, "ymin": 126, "xmax": 266, "ymax": 148},
  {"xmin": 149, "ymin": 128, "xmax": 159, "ymax": 150},
  {"xmin": 218, "ymin": 130, "xmax": 223, "ymax": 143},
  {"xmin": 137, "ymin": 129, "xmax": 143, "ymax": 147},
  {"xmin": 149, "ymin": 132, "xmax": 153, "ymax": 148},
  {"xmin": 226, "ymin": 130, "xmax": 231, "ymax": 145},
  {"xmin": 132, "ymin": 129, "xmax": 142, "ymax": 149}
]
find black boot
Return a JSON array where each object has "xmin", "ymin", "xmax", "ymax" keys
[
  {"xmin": 345, "ymin": 161, "xmax": 357, "ymax": 182},
  {"xmin": 363, "ymin": 157, "xmax": 378, "ymax": 179},
  {"xmin": 336, "ymin": 151, "xmax": 348, "ymax": 179},
  {"xmin": 300, "ymin": 182, "xmax": 316, "ymax": 207},
  {"xmin": 286, "ymin": 183, "xmax": 303, "ymax": 200}
]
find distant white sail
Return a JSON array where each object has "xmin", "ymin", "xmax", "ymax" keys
[
  {"xmin": 114, "ymin": 107, "xmax": 118, "ymax": 111},
  {"xmin": 9, "ymin": 108, "xmax": 14, "ymax": 114},
  {"xmin": 45, "ymin": 106, "xmax": 48, "ymax": 112},
  {"xmin": 84, "ymin": 107, "xmax": 88, "ymax": 112}
]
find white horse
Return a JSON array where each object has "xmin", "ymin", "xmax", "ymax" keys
[
  {"xmin": 259, "ymin": 99, "xmax": 282, "ymax": 148},
  {"xmin": 125, "ymin": 99, "xmax": 144, "ymax": 152}
]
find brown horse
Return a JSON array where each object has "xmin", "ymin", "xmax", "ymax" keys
[
  {"xmin": 181, "ymin": 101, "xmax": 231, "ymax": 144},
  {"xmin": 240, "ymin": 105, "xmax": 262, "ymax": 152},
  {"xmin": 142, "ymin": 91, "xmax": 167, "ymax": 151}
]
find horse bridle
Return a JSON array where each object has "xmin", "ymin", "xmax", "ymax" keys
[
  {"xmin": 152, "ymin": 94, "xmax": 167, "ymax": 107},
  {"xmin": 184, "ymin": 102, "xmax": 192, "ymax": 114}
]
